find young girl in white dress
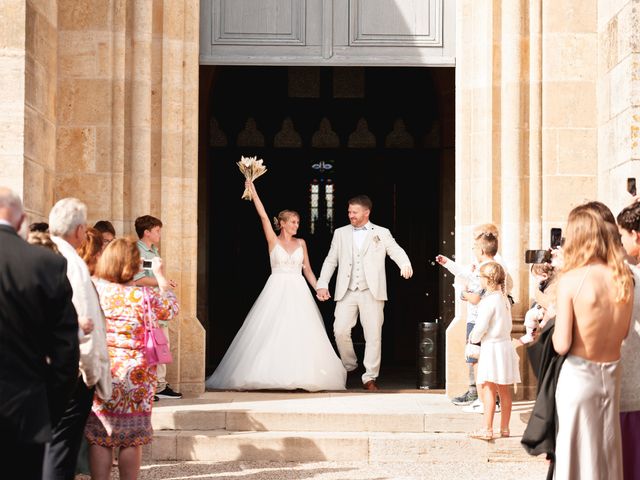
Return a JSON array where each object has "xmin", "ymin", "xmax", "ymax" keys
[
  {"xmin": 468, "ymin": 262, "xmax": 521, "ymax": 440},
  {"xmin": 205, "ymin": 180, "xmax": 346, "ymax": 391}
]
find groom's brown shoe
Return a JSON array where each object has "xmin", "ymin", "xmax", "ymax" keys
[{"xmin": 363, "ymin": 380, "xmax": 379, "ymax": 391}]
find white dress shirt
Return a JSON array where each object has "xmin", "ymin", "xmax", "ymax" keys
[{"xmin": 353, "ymin": 222, "xmax": 371, "ymax": 250}]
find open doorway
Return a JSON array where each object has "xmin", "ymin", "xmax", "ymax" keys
[{"xmin": 198, "ymin": 66, "xmax": 455, "ymax": 389}]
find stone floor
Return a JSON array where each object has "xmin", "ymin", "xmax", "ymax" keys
[{"xmin": 75, "ymin": 390, "xmax": 549, "ymax": 479}]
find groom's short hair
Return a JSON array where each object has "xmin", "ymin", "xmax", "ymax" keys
[{"xmin": 348, "ymin": 195, "xmax": 372, "ymax": 211}]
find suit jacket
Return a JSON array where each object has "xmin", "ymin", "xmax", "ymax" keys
[
  {"xmin": 0, "ymin": 224, "xmax": 79, "ymax": 443},
  {"xmin": 317, "ymin": 223, "xmax": 411, "ymax": 301},
  {"xmin": 52, "ymin": 236, "xmax": 112, "ymax": 400}
]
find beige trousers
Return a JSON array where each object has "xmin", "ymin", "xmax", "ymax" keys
[
  {"xmin": 333, "ymin": 289, "xmax": 385, "ymax": 384},
  {"xmin": 156, "ymin": 324, "xmax": 169, "ymax": 392}
]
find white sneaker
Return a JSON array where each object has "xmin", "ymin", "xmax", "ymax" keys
[
  {"xmin": 462, "ymin": 398, "xmax": 483, "ymax": 413},
  {"xmin": 461, "ymin": 399, "xmax": 501, "ymax": 414}
]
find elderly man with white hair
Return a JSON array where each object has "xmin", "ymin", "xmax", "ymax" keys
[
  {"xmin": 45, "ymin": 198, "xmax": 111, "ymax": 480},
  {"xmin": 0, "ymin": 187, "xmax": 79, "ymax": 479}
]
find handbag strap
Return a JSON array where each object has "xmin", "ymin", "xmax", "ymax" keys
[{"xmin": 141, "ymin": 288, "xmax": 155, "ymax": 332}]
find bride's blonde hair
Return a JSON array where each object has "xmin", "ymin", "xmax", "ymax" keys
[
  {"xmin": 272, "ymin": 210, "xmax": 300, "ymax": 231},
  {"xmin": 562, "ymin": 204, "xmax": 633, "ymax": 303}
]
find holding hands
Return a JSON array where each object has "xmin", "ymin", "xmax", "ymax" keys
[{"xmin": 316, "ymin": 288, "xmax": 331, "ymax": 302}]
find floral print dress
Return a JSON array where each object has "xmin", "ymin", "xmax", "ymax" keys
[{"xmin": 85, "ymin": 280, "xmax": 179, "ymax": 447}]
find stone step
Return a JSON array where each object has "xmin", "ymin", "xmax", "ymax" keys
[
  {"xmin": 151, "ymin": 393, "xmax": 533, "ymax": 434},
  {"xmin": 151, "ymin": 430, "xmax": 543, "ymax": 464}
]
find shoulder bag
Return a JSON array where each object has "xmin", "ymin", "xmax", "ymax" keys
[{"xmin": 142, "ymin": 288, "xmax": 173, "ymax": 365}]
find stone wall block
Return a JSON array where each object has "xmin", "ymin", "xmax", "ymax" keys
[
  {"xmin": 614, "ymin": 111, "xmax": 631, "ymax": 163},
  {"xmin": 628, "ymin": 2, "xmax": 640, "ymax": 54},
  {"xmin": 25, "ymin": 106, "xmax": 56, "ymax": 171},
  {"xmin": 177, "ymin": 316, "xmax": 205, "ymax": 391},
  {"xmin": 163, "ymin": 0, "xmax": 185, "ymax": 40},
  {"xmin": 56, "ymin": 126, "xmax": 95, "ymax": 172},
  {"xmin": 58, "ymin": 32, "xmax": 99, "ymax": 77},
  {"xmin": 542, "ymin": 128, "xmax": 559, "ymax": 174},
  {"xmin": 22, "ymin": 159, "xmax": 45, "ymax": 214},
  {"xmin": 631, "ymin": 54, "xmax": 640, "ymax": 106},
  {"xmin": 544, "ymin": 34, "xmax": 597, "ymax": 82},
  {"xmin": 603, "ymin": 159, "xmax": 640, "ymax": 213},
  {"xmin": 58, "ymin": 0, "xmax": 110, "ymax": 31},
  {"xmin": 25, "ymin": 55, "xmax": 47, "ymax": 117},
  {"xmin": 1, "ymin": 0, "xmax": 26, "ymax": 50},
  {"xmin": 543, "ymin": 82, "xmax": 597, "ymax": 128},
  {"xmin": 445, "ymin": 318, "xmax": 467, "ymax": 397},
  {"xmin": 54, "ymin": 173, "xmax": 113, "ymax": 218},
  {"xmin": 58, "ymin": 78, "xmax": 111, "ymax": 125},
  {"xmin": 545, "ymin": 0, "xmax": 596, "ymax": 34},
  {"xmin": 629, "ymin": 108, "xmax": 640, "ymax": 158},
  {"xmin": 557, "ymin": 129, "xmax": 598, "ymax": 175},
  {"xmin": 597, "ymin": 119, "xmax": 616, "ymax": 168},
  {"xmin": 610, "ymin": 55, "xmax": 632, "ymax": 118},
  {"xmin": 160, "ymin": 133, "xmax": 183, "ymax": 178},
  {"xmin": 543, "ymin": 175, "xmax": 597, "ymax": 220},
  {"xmin": 94, "ymin": 126, "xmax": 112, "ymax": 173},
  {"xmin": 601, "ymin": 16, "xmax": 619, "ymax": 73}
]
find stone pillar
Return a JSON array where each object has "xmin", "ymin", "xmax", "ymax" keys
[
  {"xmin": 450, "ymin": 0, "xmax": 599, "ymax": 399},
  {"xmin": 0, "ymin": 0, "xmax": 57, "ymax": 221},
  {"xmin": 55, "ymin": 0, "xmax": 204, "ymax": 393},
  {"xmin": 598, "ymin": 2, "xmax": 640, "ymax": 213},
  {"xmin": 0, "ymin": 0, "xmax": 27, "ymax": 195}
]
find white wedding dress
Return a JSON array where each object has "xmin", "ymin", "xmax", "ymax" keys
[{"xmin": 205, "ymin": 241, "xmax": 347, "ymax": 391}]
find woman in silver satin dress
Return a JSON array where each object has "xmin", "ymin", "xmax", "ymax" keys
[{"xmin": 552, "ymin": 205, "xmax": 634, "ymax": 480}]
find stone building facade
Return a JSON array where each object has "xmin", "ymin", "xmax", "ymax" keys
[{"xmin": 1, "ymin": 0, "xmax": 638, "ymax": 396}]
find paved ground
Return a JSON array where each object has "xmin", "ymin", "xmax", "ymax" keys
[{"xmin": 97, "ymin": 459, "xmax": 548, "ymax": 479}]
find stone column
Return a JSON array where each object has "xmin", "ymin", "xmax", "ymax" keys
[
  {"xmin": 56, "ymin": 0, "xmax": 204, "ymax": 393},
  {"xmin": 0, "ymin": 0, "xmax": 57, "ymax": 221},
  {"xmin": 450, "ymin": 0, "xmax": 599, "ymax": 399},
  {"xmin": 0, "ymin": 0, "xmax": 27, "ymax": 196}
]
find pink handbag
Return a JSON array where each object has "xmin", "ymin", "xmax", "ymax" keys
[{"xmin": 142, "ymin": 289, "xmax": 172, "ymax": 366}]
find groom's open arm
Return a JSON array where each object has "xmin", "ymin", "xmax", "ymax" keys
[
  {"xmin": 316, "ymin": 231, "xmax": 340, "ymax": 291},
  {"xmin": 382, "ymin": 230, "xmax": 412, "ymax": 278}
]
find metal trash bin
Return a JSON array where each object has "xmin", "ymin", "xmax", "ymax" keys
[{"xmin": 417, "ymin": 322, "xmax": 438, "ymax": 389}]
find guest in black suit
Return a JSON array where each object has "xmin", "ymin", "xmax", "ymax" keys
[{"xmin": 0, "ymin": 187, "xmax": 79, "ymax": 480}]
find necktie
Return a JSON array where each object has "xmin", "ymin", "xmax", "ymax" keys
[{"xmin": 353, "ymin": 226, "xmax": 367, "ymax": 231}]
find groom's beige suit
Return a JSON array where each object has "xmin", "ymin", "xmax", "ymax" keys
[{"xmin": 317, "ymin": 222, "xmax": 411, "ymax": 384}]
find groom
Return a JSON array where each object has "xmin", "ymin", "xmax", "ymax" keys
[{"xmin": 316, "ymin": 195, "xmax": 413, "ymax": 391}]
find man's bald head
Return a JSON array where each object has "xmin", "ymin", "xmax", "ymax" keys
[{"xmin": 0, "ymin": 187, "xmax": 25, "ymax": 230}]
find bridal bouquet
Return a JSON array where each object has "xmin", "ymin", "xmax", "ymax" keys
[{"xmin": 237, "ymin": 155, "xmax": 267, "ymax": 201}]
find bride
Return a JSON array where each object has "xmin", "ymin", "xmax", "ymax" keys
[{"xmin": 205, "ymin": 180, "xmax": 346, "ymax": 391}]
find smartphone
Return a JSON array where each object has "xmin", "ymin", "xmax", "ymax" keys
[
  {"xmin": 142, "ymin": 259, "xmax": 153, "ymax": 270},
  {"xmin": 550, "ymin": 228, "xmax": 562, "ymax": 249},
  {"xmin": 628, "ymin": 178, "xmax": 637, "ymax": 196}
]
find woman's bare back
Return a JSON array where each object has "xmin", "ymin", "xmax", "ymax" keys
[{"xmin": 564, "ymin": 264, "xmax": 633, "ymax": 362}]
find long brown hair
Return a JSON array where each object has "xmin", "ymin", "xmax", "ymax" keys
[
  {"xmin": 94, "ymin": 237, "xmax": 141, "ymax": 284},
  {"xmin": 77, "ymin": 227, "xmax": 103, "ymax": 275},
  {"xmin": 562, "ymin": 205, "xmax": 632, "ymax": 303}
]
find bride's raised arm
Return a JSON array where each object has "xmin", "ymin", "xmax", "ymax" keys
[{"xmin": 245, "ymin": 179, "xmax": 277, "ymax": 250}]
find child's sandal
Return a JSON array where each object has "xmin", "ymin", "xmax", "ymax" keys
[
  {"xmin": 500, "ymin": 429, "xmax": 510, "ymax": 438},
  {"xmin": 469, "ymin": 429, "xmax": 494, "ymax": 441}
]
